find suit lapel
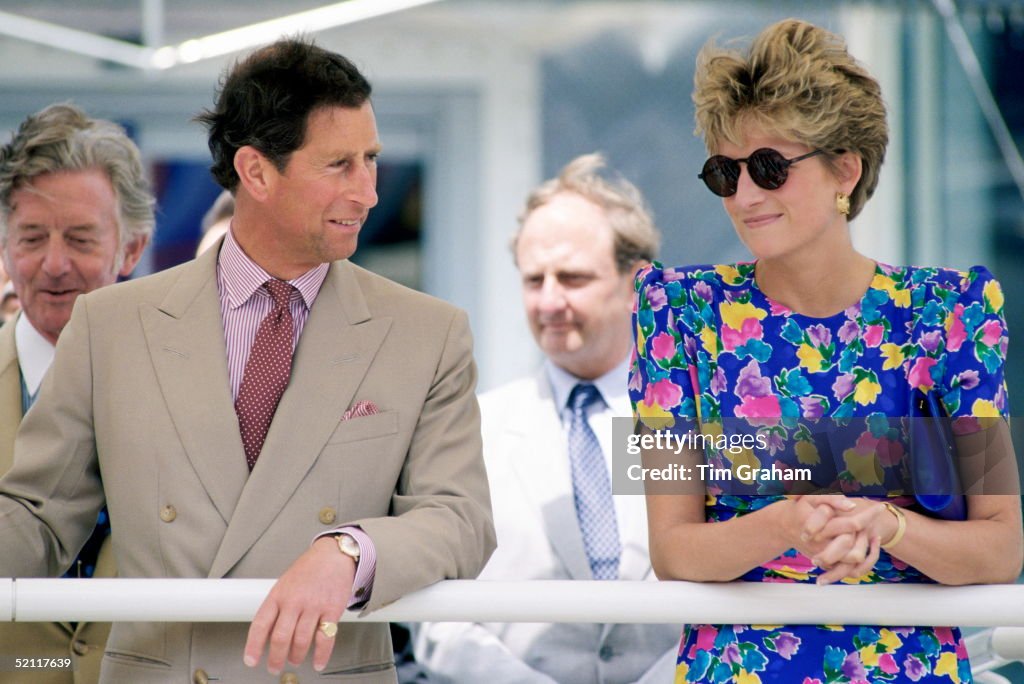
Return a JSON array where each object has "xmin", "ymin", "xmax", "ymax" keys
[
  {"xmin": 0, "ymin": 320, "xmax": 22, "ymax": 473},
  {"xmin": 507, "ymin": 374, "xmax": 592, "ymax": 581},
  {"xmin": 617, "ymin": 500, "xmax": 655, "ymax": 582},
  {"xmin": 210, "ymin": 261, "xmax": 391, "ymax": 578},
  {"xmin": 141, "ymin": 248, "xmax": 248, "ymax": 525},
  {"xmin": 607, "ymin": 388, "xmax": 656, "ymax": 584}
]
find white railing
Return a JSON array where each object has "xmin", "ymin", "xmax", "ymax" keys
[
  {"xmin": 4, "ymin": 579, "xmax": 1024, "ymax": 674},
  {"xmin": 966, "ymin": 627, "xmax": 1024, "ymax": 676},
  {"xmin": 3, "ymin": 578, "xmax": 1024, "ymax": 625}
]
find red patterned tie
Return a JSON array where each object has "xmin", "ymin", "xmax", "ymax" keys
[{"xmin": 235, "ymin": 279, "xmax": 296, "ymax": 470}]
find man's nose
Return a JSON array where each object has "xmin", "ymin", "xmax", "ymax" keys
[
  {"xmin": 348, "ymin": 161, "xmax": 379, "ymax": 209},
  {"xmin": 41, "ymin": 240, "xmax": 71, "ymax": 278},
  {"xmin": 537, "ymin": 277, "xmax": 567, "ymax": 313}
]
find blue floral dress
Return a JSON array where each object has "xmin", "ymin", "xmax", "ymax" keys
[{"xmin": 629, "ymin": 261, "xmax": 1010, "ymax": 684}]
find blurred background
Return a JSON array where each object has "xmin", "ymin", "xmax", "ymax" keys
[{"xmin": 0, "ymin": 0, "xmax": 1022, "ymax": 411}]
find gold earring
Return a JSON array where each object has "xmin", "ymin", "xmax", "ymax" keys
[{"xmin": 836, "ymin": 192, "xmax": 851, "ymax": 216}]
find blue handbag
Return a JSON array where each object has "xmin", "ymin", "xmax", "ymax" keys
[{"xmin": 909, "ymin": 388, "xmax": 966, "ymax": 520}]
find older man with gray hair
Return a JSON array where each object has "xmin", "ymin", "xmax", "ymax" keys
[
  {"xmin": 415, "ymin": 153, "xmax": 681, "ymax": 683},
  {"xmin": 0, "ymin": 103, "xmax": 153, "ymax": 684}
]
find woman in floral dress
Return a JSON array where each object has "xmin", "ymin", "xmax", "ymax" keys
[{"xmin": 629, "ymin": 19, "xmax": 1022, "ymax": 684}]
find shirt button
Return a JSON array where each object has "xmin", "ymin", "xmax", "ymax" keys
[
  {"xmin": 192, "ymin": 669, "xmax": 209, "ymax": 684},
  {"xmin": 280, "ymin": 673, "xmax": 300, "ymax": 684},
  {"xmin": 599, "ymin": 645, "xmax": 614, "ymax": 661},
  {"xmin": 160, "ymin": 505, "xmax": 177, "ymax": 523},
  {"xmin": 354, "ymin": 587, "xmax": 365, "ymax": 598},
  {"xmin": 318, "ymin": 507, "xmax": 337, "ymax": 525},
  {"xmin": 71, "ymin": 639, "xmax": 89, "ymax": 656}
]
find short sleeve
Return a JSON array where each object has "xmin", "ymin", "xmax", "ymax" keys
[
  {"xmin": 629, "ymin": 262, "xmax": 700, "ymax": 429},
  {"xmin": 938, "ymin": 265, "xmax": 1009, "ymax": 419}
]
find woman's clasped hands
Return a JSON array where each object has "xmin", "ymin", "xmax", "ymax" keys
[{"xmin": 783, "ymin": 495, "xmax": 901, "ymax": 586}]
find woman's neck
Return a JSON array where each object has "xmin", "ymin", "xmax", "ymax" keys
[{"xmin": 754, "ymin": 246, "xmax": 877, "ymax": 318}]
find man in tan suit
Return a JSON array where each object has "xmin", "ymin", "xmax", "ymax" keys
[
  {"xmin": 0, "ymin": 39, "xmax": 494, "ymax": 683},
  {"xmin": 0, "ymin": 104, "xmax": 152, "ymax": 683}
]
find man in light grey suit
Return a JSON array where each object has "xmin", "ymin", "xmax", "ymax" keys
[
  {"xmin": 0, "ymin": 39, "xmax": 494, "ymax": 683},
  {"xmin": 0, "ymin": 103, "xmax": 152, "ymax": 684},
  {"xmin": 414, "ymin": 154, "xmax": 681, "ymax": 683}
]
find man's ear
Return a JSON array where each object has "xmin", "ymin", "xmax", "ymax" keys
[
  {"xmin": 117, "ymin": 234, "xmax": 149, "ymax": 277},
  {"xmin": 234, "ymin": 146, "xmax": 275, "ymax": 202}
]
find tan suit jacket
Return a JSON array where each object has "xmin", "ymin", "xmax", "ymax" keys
[
  {"xmin": 0, "ymin": 246, "xmax": 495, "ymax": 683},
  {"xmin": 0, "ymin": 316, "xmax": 115, "ymax": 684}
]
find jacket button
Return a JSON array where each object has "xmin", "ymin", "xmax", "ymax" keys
[
  {"xmin": 280, "ymin": 673, "xmax": 300, "ymax": 684},
  {"xmin": 192, "ymin": 669, "xmax": 209, "ymax": 684},
  {"xmin": 160, "ymin": 505, "xmax": 177, "ymax": 523},
  {"xmin": 318, "ymin": 507, "xmax": 337, "ymax": 525},
  {"xmin": 71, "ymin": 639, "xmax": 89, "ymax": 656},
  {"xmin": 599, "ymin": 645, "xmax": 614, "ymax": 661}
]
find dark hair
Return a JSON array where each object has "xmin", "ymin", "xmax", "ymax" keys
[{"xmin": 196, "ymin": 37, "xmax": 372, "ymax": 191}]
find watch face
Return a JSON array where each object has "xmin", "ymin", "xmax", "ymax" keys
[{"xmin": 338, "ymin": 534, "xmax": 360, "ymax": 561}]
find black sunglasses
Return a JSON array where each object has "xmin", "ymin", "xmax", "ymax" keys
[{"xmin": 698, "ymin": 148, "xmax": 825, "ymax": 197}]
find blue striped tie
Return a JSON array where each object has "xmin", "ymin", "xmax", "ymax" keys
[{"xmin": 567, "ymin": 383, "xmax": 620, "ymax": 580}]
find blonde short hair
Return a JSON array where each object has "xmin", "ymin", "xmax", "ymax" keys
[{"xmin": 693, "ymin": 19, "xmax": 888, "ymax": 219}]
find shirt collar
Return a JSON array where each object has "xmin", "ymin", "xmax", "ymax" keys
[
  {"xmin": 15, "ymin": 312, "xmax": 56, "ymax": 395},
  {"xmin": 544, "ymin": 353, "xmax": 631, "ymax": 415},
  {"xmin": 218, "ymin": 225, "xmax": 329, "ymax": 310}
]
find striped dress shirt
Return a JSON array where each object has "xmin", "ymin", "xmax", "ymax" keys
[{"xmin": 215, "ymin": 227, "xmax": 375, "ymax": 604}]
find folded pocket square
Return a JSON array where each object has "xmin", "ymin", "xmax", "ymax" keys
[{"xmin": 342, "ymin": 400, "xmax": 379, "ymax": 421}]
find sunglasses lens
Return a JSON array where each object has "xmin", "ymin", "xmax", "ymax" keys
[
  {"xmin": 747, "ymin": 148, "xmax": 789, "ymax": 190},
  {"xmin": 700, "ymin": 156, "xmax": 739, "ymax": 197}
]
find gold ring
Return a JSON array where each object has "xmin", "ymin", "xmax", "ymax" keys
[{"xmin": 318, "ymin": 621, "xmax": 338, "ymax": 639}]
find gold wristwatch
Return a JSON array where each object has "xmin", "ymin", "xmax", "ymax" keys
[{"xmin": 335, "ymin": 533, "xmax": 361, "ymax": 563}]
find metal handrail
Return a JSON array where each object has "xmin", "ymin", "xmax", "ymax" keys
[
  {"xmin": 967, "ymin": 627, "xmax": 1024, "ymax": 675},
  {"xmin": 3, "ymin": 578, "xmax": 1024, "ymax": 626},
  {"xmin": 5, "ymin": 579, "xmax": 1023, "ymax": 675}
]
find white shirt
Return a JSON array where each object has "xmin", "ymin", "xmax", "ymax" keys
[
  {"xmin": 544, "ymin": 355, "xmax": 632, "ymax": 472},
  {"xmin": 15, "ymin": 313, "xmax": 56, "ymax": 397}
]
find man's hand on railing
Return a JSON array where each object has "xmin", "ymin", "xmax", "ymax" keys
[{"xmin": 243, "ymin": 536, "xmax": 355, "ymax": 676}]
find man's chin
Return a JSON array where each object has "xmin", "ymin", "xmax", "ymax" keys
[
  {"xmin": 319, "ymin": 235, "xmax": 359, "ymax": 263},
  {"xmin": 540, "ymin": 337, "xmax": 585, "ymax": 361},
  {"xmin": 25, "ymin": 311, "xmax": 69, "ymax": 344}
]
